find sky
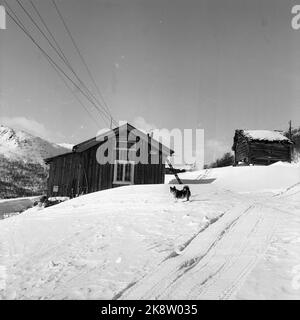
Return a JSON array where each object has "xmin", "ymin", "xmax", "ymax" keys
[{"xmin": 1, "ymin": 0, "xmax": 300, "ymax": 164}]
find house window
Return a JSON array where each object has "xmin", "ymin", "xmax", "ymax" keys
[
  {"xmin": 115, "ymin": 139, "xmax": 138, "ymax": 161},
  {"xmin": 113, "ymin": 160, "xmax": 134, "ymax": 184},
  {"xmin": 116, "ymin": 163, "xmax": 123, "ymax": 181}
]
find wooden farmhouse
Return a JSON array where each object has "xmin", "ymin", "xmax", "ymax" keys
[
  {"xmin": 45, "ymin": 123, "xmax": 174, "ymax": 197},
  {"xmin": 232, "ymin": 129, "xmax": 293, "ymax": 165}
]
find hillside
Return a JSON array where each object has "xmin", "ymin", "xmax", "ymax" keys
[
  {"xmin": 0, "ymin": 163, "xmax": 299, "ymax": 299},
  {"xmin": 0, "ymin": 125, "xmax": 69, "ymax": 164},
  {"xmin": 0, "ymin": 155, "xmax": 48, "ymax": 199},
  {"xmin": 0, "ymin": 125, "xmax": 70, "ymax": 199}
]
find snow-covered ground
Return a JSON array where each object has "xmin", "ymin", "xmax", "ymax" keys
[
  {"xmin": 166, "ymin": 162, "xmax": 300, "ymax": 193},
  {"xmin": 0, "ymin": 163, "xmax": 299, "ymax": 300}
]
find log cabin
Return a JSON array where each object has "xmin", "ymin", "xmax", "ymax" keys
[
  {"xmin": 45, "ymin": 123, "xmax": 174, "ymax": 197},
  {"xmin": 232, "ymin": 129, "xmax": 293, "ymax": 165}
]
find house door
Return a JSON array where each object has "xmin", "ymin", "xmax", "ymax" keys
[{"xmin": 113, "ymin": 160, "xmax": 135, "ymax": 185}]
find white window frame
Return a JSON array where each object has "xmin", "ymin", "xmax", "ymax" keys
[{"xmin": 113, "ymin": 160, "xmax": 135, "ymax": 185}]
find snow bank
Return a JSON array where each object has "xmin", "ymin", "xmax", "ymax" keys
[
  {"xmin": 168, "ymin": 163, "xmax": 300, "ymax": 193},
  {"xmin": 211, "ymin": 165, "xmax": 300, "ymax": 193},
  {"xmin": 0, "ymin": 184, "xmax": 233, "ymax": 299},
  {"xmin": 1, "ymin": 164, "xmax": 299, "ymax": 300}
]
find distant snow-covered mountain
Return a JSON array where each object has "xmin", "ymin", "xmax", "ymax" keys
[
  {"xmin": 0, "ymin": 125, "xmax": 72, "ymax": 199},
  {"xmin": 0, "ymin": 125, "xmax": 70, "ymax": 164}
]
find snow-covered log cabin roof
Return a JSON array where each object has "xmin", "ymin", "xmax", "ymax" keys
[
  {"xmin": 232, "ymin": 129, "xmax": 293, "ymax": 150},
  {"xmin": 242, "ymin": 130, "xmax": 291, "ymax": 142}
]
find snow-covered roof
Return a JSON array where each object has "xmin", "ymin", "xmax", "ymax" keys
[
  {"xmin": 232, "ymin": 129, "xmax": 293, "ymax": 151},
  {"xmin": 242, "ymin": 130, "xmax": 290, "ymax": 142}
]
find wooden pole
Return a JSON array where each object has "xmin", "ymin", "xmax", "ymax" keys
[{"xmin": 166, "ymin": 158, "xmax": 183, "ymax": 184}]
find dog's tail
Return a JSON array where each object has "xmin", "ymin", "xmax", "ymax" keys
[
  {"xmin": 183, "ymin": 185, "xmax": 191, "ymax": 201},
  {"xmin": 183, "ymin": 185, "xmax": 191, "ymax": 197}
]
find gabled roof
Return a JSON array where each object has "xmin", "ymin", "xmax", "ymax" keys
[
  {"xmin": 45, "ymin": 122, "xmax": 174, "ymax": 163},
  {"xmin": 232, "ymin": 129, "xmax": 293, "ymax": 150}
]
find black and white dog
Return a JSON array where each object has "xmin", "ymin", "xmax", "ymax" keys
[{"xmin": 170, "ymin": 185, "xmax": 191, "ymax": 201}]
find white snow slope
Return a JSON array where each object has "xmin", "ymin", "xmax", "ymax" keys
[{"xmin": 0, "ymin": 163, "xmax": 300, "ymax": 300}]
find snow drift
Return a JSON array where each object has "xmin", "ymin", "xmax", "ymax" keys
[
  {"xmin": 0, "ymin": 163, "xmax": 299, "ymax": 300},
  {"xmin": 167, "ymin": 162, "xmax": 300, "ymax": 193}
]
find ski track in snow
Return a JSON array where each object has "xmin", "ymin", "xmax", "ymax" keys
[
  {"xmin": 120, "ymin": 183, "xmax": 300, "ymax": 300},
  {"xmin": 120, "ymin": 201, "xmax": 279, "ymax": 300}
]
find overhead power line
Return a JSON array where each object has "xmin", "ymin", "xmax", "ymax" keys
[
  {"xmin": 51, "ymin": 0, "xmax": 117, "ymax": 126},
  {"xmin": 4, "ymin": 0, "xmax": 111, "ymax": 127},
  {"xmin": 27, "ymin": 0, "xmax": 103, "ymax": 127},
  {"xmin": 48, "ymin": 59, "xmax": 102, "ymax": 129},
  {"xmin": 14, "ymin": 0, "xmax": 113, "ymax": 127},
  {"xmin": 29, "ymin": 0, "xmax": 73, "ymax": 72}
]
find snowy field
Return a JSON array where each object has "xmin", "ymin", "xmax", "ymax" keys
[{"xmin": 0, "ymin": 163, "xmax": 299, "ymax": 300}]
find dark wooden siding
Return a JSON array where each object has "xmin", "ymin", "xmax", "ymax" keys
[
  {"xmin": 249, "ymin": 142, "xmax": 291, "ymax": 165},
  {"xmin": 133, "ymin": 164, "xmax": 165, "ymax": 184},
  {"xmin": 234, "ymin": 137, "xmax": 292, "ymax": 165},
  {"xmin": 47, "ymin": 153, "xmax": 82, "ymax": 197},
  {"xmin": 47, "ymin": 128, "xmax": 168, "ymax": 197},
  {"xmin": 233, "ymin": 130, "xmax": 292, "ymax": 165},
  {"xmin": 80, "ymin": 142, "xmax": 115, "ymax": 193},
  {"xmin": 234, "ymin": 136, "xmax": 250, "ymax": 164}
]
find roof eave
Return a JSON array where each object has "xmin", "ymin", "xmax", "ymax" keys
[{"xmin": 44, "ymin": 151, "xmax": 74, "ymax": 164}]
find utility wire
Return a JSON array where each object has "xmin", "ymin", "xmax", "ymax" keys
[
  {"xmin": 14, "ymin": 0, "xmax": 109, "ymax": 126},
  {"xmin": 48, "ymin": 59, "xmax": 102, "ymax": 129},
  {"xmin": 34, "ymin": 0, "xmax": 115, "ymax": 126},
  {"xmin": 4, "ymin": 1, "xmax": 111, "ymax": 127},
  {"xmin": 51, "ymin": 0, "xmax": 117, "ymax": 126},
  {"xmin": 29, "ymin": 0, "xmax": 72, "ymax": 72},
  {"xmin": 28, "ymin": 0, "xmax": 100, "ymax": 127},
  {"xmin": 14, "ymin": 0, "xmax": 113, "ymax": 126}
]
